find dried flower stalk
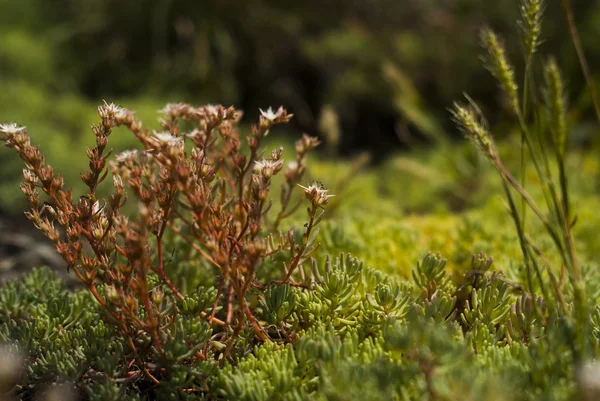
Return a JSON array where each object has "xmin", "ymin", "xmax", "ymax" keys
[{"xmin": 0, "ymin": 102, "xmax": 328, "ymax": 381}]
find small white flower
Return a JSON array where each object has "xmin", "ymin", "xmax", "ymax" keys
[
  {"xmin": 297, "ymin": 182, "xmax": 335, "ymax": 206},
  {"xmin": 153, "ymin": 132, "xmax": 184, "ymax": 147},
  {"xmin": 287, "ymin": 161, "xmax": 298, "ymax": 171},
  {"xmin": 259, "ymin": 107, "xmax": 283, "ymax": 121},
  {"xmin": 0, "ymin": 123, "xmax": 26, "ymax": 135},
  {"xmin": 154, "ymin": 132, "xmax": 175, "ymax": 143},
  {"xmin": 255, "ymin": 159, "xmax": 283, "ymax": 169},
  {"xmin": 113, "ymin": 107, "xmax": 128, "ymax": 119},
  {"xmin": 205, "ymin": 104, "xmax": 219, "ymax": 116},
  {"xmin": 116, "ymin": 149, "xmax": 138, "ymax": 163},
  {"xmin": 204, "ymin": 104, "xmax": 229, "ymax": 119},
  {"xmin": 158, "ymin": 103, "xmax": 187, "ymax": 117},
  {"xmin": 99, "ymin": 101, "xmax": 126, "ymax": 119},
  {"xmin": 254, "ymin": 159, "xmax": 284, "ymax": 178}
]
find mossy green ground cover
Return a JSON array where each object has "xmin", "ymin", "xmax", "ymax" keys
[{"xmin": 1, "ymin": 134, "xmax": 599, "ymax": 400}]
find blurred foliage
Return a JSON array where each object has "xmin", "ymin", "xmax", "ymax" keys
[
  {"xmin": 1, "ymin": 0, "xmax": 600, "ymax": 157},
  {"xmin": 1, "ymin": 0, "xmax": 599, "ymax": 213}
]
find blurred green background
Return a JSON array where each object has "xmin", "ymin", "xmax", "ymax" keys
[{"xmin": 1, "ymin": 0, "xmax": 599, "ymax": 213}]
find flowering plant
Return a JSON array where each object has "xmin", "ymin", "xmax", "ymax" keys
[{"xmin": 0, "ymin": 102, "xmax": 328, "ymax": 383}]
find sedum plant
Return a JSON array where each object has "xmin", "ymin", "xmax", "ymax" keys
[
  {"xmin": 0, "ymin": 102, "xmax": 332, "ymax": 390},
  {"xmin": 4, "ymin": 249, "xmax": 597, "ymax": 400}
]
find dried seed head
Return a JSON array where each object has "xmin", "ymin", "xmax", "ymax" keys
[
  {"xmin": 22, "ymin": 169, "xmax": 38, "ymax": 184},
  {"xmin": 295, "ymin": 134, "xmax": 320, "ymax": 154},
  {"xmin": 481, "ymin": 27, "xmax": 520, "ymax": 114},
  {"xmin": 271, "ymin": 146, "xmax": 283, "ymax": 160},
  {"xmin": 451, "ymin": 101, "xmax": 497, "ymax": 161},
  {"xmin": 40, "ymin": 203, "xmax": 56, "ymax": 219},
  {"xmin": 544, "ymin": 58, "xmax": 568, "ymax": 157},
  {"xmin": 520, "ymin": 0, "xmax": 544, "ymax": 60},
  {"xmin": 113, "ymin": 174, "xmax": 125, "ymax": 194}
]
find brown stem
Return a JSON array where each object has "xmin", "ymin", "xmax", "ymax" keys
[
  {"xmin": 89, "ymin": 285, "xmax": 160, "ymax": 384},
  {"xmin": 281, "ymin": 202, "xmax": 317, "ymax": 283},
  {"xmin": 245, "ymin": 306, "xmax": 270, "ymax": 342},
  {"xmin": 226, "ymin": 284, "xmax": 235, "ymax": 325},
  {"xmin": 141, "ymin": 285, "xmax": 163, "ymax": 353}
]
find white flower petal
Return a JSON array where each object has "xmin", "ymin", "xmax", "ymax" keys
[{"xmin": 0, "ymin": 123, "xmax": 26, "ymax": 135}]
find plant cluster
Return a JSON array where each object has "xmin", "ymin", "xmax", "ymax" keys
[
  {"xmin": 0, "ymin": 102, "xmax": 334, "ymax": 393},
  {"xmin": 452, "ymin": 0, "xmax": 596, "ymax": 358},
  {"xmin": 1, "ymin": 0, "xmax": 600, "ymax": 400}
]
